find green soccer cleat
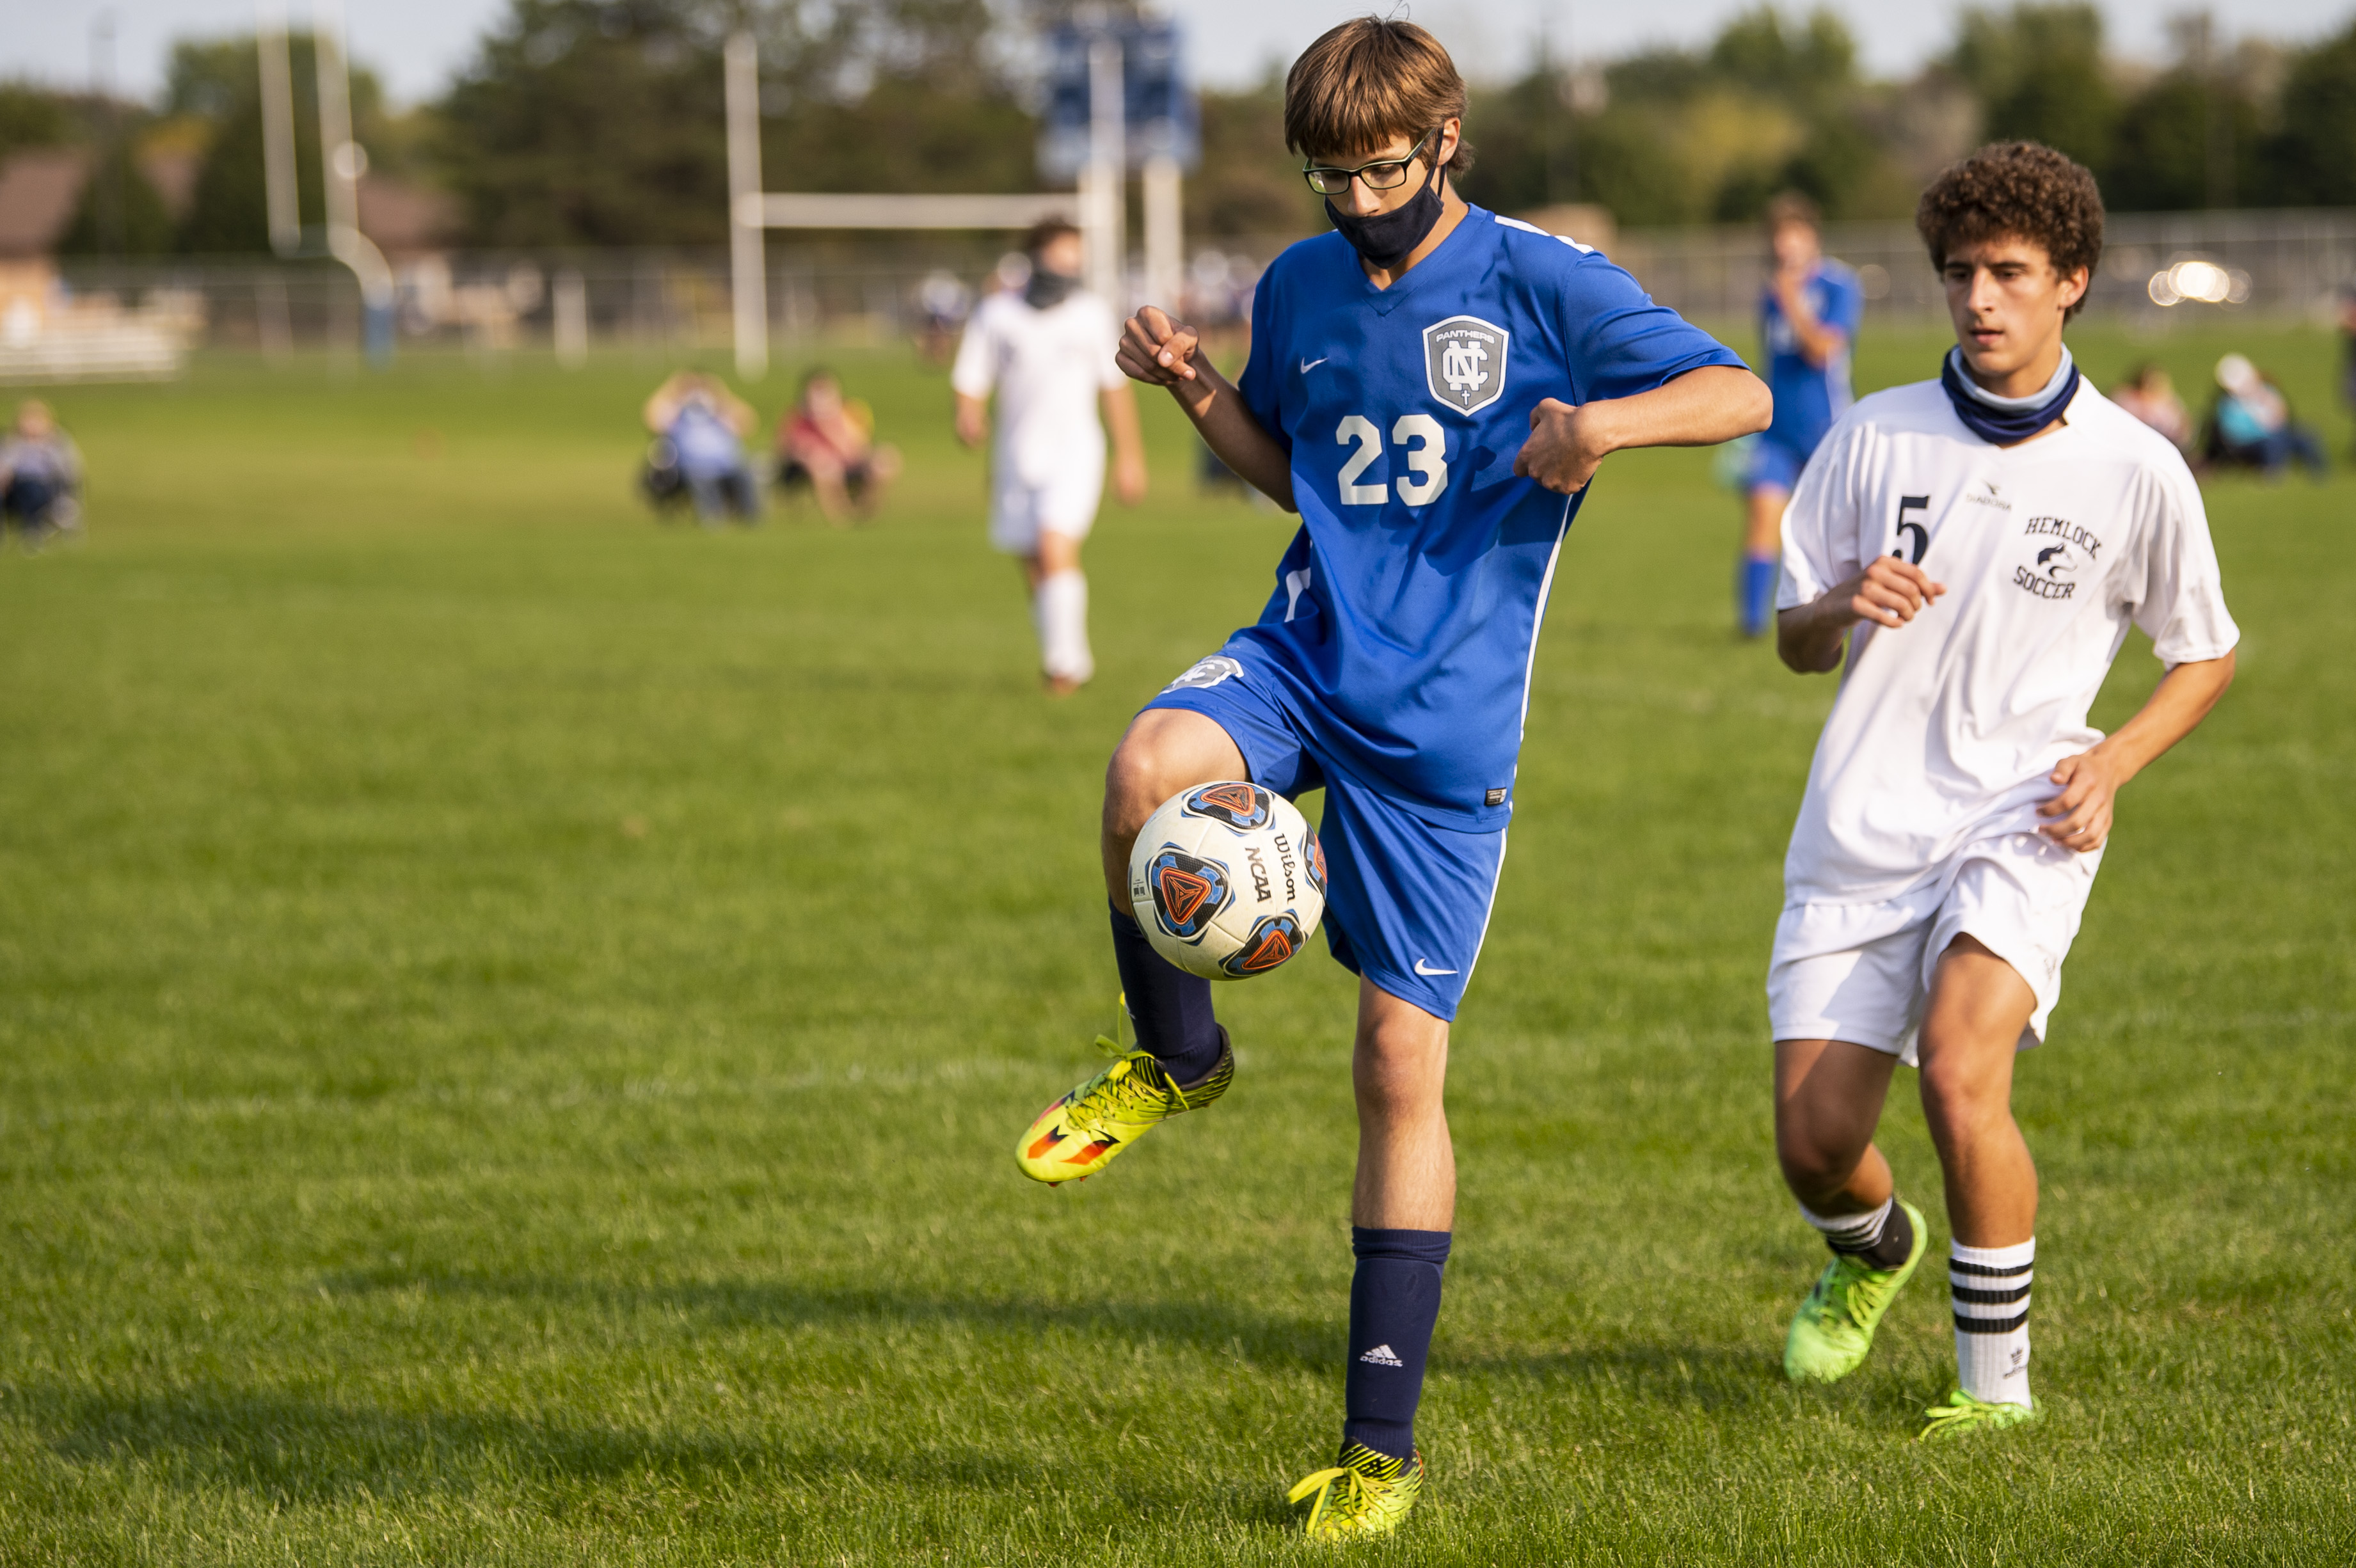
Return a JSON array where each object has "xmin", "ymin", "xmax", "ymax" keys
[
  {"xmin": 1287, "ymin": 1443, "xmax": 1424, "ymax": 1542},
  {"xmin": 1783, "ymin": 1199, "xmax": 1929, "ymax": 1384},
  {"xmin": 1918, "ymin": 1389, "xmax": 2042, "ymax": 1441},
  {"xmin": 1014, "ymin": 997, "xmax": 1232, "ymax": 1185}
]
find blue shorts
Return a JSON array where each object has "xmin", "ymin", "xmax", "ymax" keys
[
  {"xmin": 1144, "ymin": 654, "xmax": 1508, "ymax": 1021},
  {"xmin": 1744, "ymin": 437, "xmax": 1811, "ymax": 496}
]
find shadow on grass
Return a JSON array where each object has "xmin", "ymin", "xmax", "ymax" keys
[
  {"xmin": 312, "ymin": 1268, "xmax": 1831, "ymax": 1418},
  {"xmin": 317, "ymin": 1267, "xmax": 1340, "ymax": 1374},
  {"xmin": 16, "ymin": 1381, "xmax": 1035, "ymax": 1506}
]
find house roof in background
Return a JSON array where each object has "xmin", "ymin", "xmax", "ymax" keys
[{"xmin": 0, "ymin": 150, "xmax": 95, "ymax": 258}]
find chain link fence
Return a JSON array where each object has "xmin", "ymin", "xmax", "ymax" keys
[
  {"xmin": 1614, "ymin": 208, "xmax": 2356, "ymax": 326},
  {"xmin": 21, "ymin": 209, "xmax": 2356, "ymax": 379}
]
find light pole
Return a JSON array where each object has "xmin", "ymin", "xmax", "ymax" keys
[{"xmin": 312, "ymin": 0, "xmax": 395, "ymax": 364}]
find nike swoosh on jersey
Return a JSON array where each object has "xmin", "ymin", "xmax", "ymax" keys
[
  {"xmin": 1298, "ymin": 356, "xmax": 1329, "ymax": 374},
  {"xmin": 1412, "ymin": 960, "xmax": 1458, "ymax": 977}
]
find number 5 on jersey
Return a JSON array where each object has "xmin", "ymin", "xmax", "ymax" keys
[
  {"xmin": 1893, "ymin": 494, "xmax": 1930, "ymax": 564},
  {"xmin": 1336, "ymin": 415, "xmax": 1450, "ymax": 506}
]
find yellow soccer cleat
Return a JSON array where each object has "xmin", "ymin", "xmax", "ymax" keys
[
  {"xmin": 1287, "ymin": 1443, "xmax": 1424, "ymax": 1542},
  {"xmin": 1014, "ymin": 1000, "xmax": 1232, "ymax": 1185},
  {"xmin": 1918, "ymin": 1389, "xmax": 2042, "ymax": 1441}
]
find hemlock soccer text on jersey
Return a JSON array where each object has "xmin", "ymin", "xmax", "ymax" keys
[
  {"xmin": 2022, "ymin": 515, "xmax": 2104, "ymax": 560},
  {"xmin": 2012, "ymin": 565, "xmax": 2077, "ymax": 599}
]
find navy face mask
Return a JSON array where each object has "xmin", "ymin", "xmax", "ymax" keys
[
  {"xmin": 1024, "ymin": 267, "xmax": 1079, "ymax": 310},
  {"xmin": 1939, "ymin": 347, "xmax": 2080, "ymax": 445},
  {"xmin": 1325, "ymin": 154, "xmax": 1446, "ymax": 272}
]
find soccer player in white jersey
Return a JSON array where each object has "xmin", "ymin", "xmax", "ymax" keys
[
  {"xmin": 952, "ymin": 218, "xmax": 1149, "ymax": 695},
  {"xmin": 1767, "ymin": 143, "xmax": 2239, "ymax": 1439}
]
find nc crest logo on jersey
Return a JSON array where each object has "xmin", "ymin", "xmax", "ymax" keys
[
  {"xmin": 1422, "ymin": 315, "xmax": 1509, "ymax": 415},
  {"xmin": 1182, "ymin": 782, "xmax": 1272, "ymax": 830},
  {"xmin": 1143, "ymin": 846, "xmax": 1232, "ymax": 942},
  {"xmin": 1165, "ymin": 654, "xmax": 1243, "ymax": 692}
]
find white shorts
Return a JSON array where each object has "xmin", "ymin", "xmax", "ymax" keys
[
  {"xmin": 1767, "ymin": 833, "xmax": 2101, "ymax": 1064},
  {"xmin": 989, "ymin": 459, "xmax": 1102, "ymax": 555}
]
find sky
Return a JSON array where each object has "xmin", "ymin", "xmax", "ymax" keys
[{"xmin": 11, "ymin": 0, "xmax": 2356, "ymax": 107}]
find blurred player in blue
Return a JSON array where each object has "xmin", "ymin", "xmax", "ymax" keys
[
  {"xmin": 1005, "ymin": 17, "xmax": 1769, "ymax": 1540},
  {"xmin": 1737, "ymin": 193, "xmax": 1862, "ymax": 638}
]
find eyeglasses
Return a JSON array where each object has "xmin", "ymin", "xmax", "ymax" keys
[{"xmin": 1301, "ymin": 128, "xmax": 1440, "ymax": 197}]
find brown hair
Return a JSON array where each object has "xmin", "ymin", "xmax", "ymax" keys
[
  {"xmin": 1284, "ymin": 18, "xmax": 1472, "ymax": 176},
  {"xmin": 1024, "ymin": 216, "xmax": 1080, "ymax": 257},
  {"xmin": 1916, "ymin": 141, "xmax": 2105, "ymax": 319},
  {"xmin": 1763, "ymin": 190, "xmax": 1820, "ymax": 237}
]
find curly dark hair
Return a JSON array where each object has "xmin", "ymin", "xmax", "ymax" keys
[{"xmin": 1916, "ymin": 142, "xmax": 2105, "ymax": 319}]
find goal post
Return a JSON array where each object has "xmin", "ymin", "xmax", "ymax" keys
[{"xmin": 723, "ymin": 33, "xmax": 1079, "ymax": 381}]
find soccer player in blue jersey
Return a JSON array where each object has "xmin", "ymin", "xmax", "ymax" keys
[
  {"xmin": 1736, "ymin": 193, "xmax": 1863, "ymax": 638},
  {"xmin": 1007, "ymin": 19, "xmax": 1769, "ymax": 1539}
]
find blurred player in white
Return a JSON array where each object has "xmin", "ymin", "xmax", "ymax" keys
[
  {"xmin": 1767, "ymin": 143, "xmax": 2238, "ymax": 1439},
  {"xmin": 952, "ymin": 218, "xmax": 1148, "ymax": 695}
]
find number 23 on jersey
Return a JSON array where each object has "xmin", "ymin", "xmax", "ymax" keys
[{"xmin": 1335, "ymin": 415, "xmax": 1449, "ymax": 507}]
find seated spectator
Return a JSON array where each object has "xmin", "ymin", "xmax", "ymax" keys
[
  {"xmin": 2111, "ymin": 362, "xmax": 2192, "ymax": 452},
  {"xmin": 0, "ymin": 400, "xmax": 84, "ymax": 549},
  {"xmin": 2202, "ymin": 353, "xmax": 2326, "ymax": 480},
  {"xmin": 641, "ymin": 371, "xmax": 761, "ymax": 525},
  {"xmin": 775, "ymin": 367, "xmax": 900, "ymax": 526}
]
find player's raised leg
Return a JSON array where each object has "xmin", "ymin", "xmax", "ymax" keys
[
  {"xmin": 1774, "ymin": 1037, "xmax": 1928, "ymax": 1382},
  {"xmin": 1014, "ymin": 708, "xmax": 1245, "ymax": 1185},
  {"xmin": 1914, "ymin": 935, "xmax": 2044, "ymax": 1439},
  {"xmin": 1291, "ymin": 981, "xmax": 1452, "ymax": 1540}
]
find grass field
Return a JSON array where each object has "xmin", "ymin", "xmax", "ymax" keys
[{"xmin": 1, "ymin": 319, "xmax": 2351, "ymax": 1565}]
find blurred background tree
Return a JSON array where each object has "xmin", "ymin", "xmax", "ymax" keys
[
  {"xmin": 2256, "ymin": 19, "xmax": 2356, "ymax": 207},
  {"xmin": 166, "ymin": 35, "xmax": 342, "ymax": 253},
  {"xmin": 10, "ymin": 1, "xmax": 2356, "ymax": 251}
]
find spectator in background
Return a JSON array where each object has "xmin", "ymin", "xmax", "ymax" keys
[
  {"xmin": 0, "ymin": 400, "xmax": 84, "ymax": 549},
  {"xmin": 642, "ymin": 371, "xmax": 762, "ymax": 525},
  {"xmin": 914, "ymin": 271, "xmax": 973, "ymax": 367},
  {"xmin": 951, "ymin": 217, "xmax": 1147, "ymax": 697},
  {"xmin": 2204, "ymin": 353, "xmax": 2326, "ymax": 480},
  {"xmin": 1737, "ymin": 192, "xmax": 1862, "ymax": 639},
  {"xmin": 2338, "ymin": 285, "xmax": 2356, "ymax": 456},
  {"xmin": 2111, "ymin": 362, "xmax": 2193, "ymax": 453},
  {"xmin": 776, "ymin": 367, "xmax": 902, "ymax": 526}
]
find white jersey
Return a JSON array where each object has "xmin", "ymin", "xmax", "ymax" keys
[
  {"xmin": 950, "ymin": 289, "xmax": 1124, "ymax": 488},
  {"xmin": 1777, "ymin": 377, "xmax": 2239, "ymax": 904}
]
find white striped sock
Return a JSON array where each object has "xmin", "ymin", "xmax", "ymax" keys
[
  {"xmin": 1800, "ymin": 1197, "xmax": 1893, "ymax": 1253},
  {"xmin": 1951, "ymin": 1237, "xmax": 2034, "ymax": 1407}
]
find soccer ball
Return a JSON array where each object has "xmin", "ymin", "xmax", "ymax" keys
[{"xmin": 1128, "ymin": 781, "xmax": 1326, "ymax": 981}]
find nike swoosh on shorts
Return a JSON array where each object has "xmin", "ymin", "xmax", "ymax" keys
[{"xmin": 1413, "ymin": 960, "xmax": 1458, "ymax": 977}]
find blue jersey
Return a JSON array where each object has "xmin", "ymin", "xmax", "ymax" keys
[
  {"xmin": 1230, "ymin": 209, "xmax": 1744, "ymax": 830},
  {"xmin": 1760, "ymin": 260, "xmax": 1863, "ymax": 457}
]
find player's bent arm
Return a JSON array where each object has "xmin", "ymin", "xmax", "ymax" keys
[
  {"xmin": 1118, "ymin": 305, "xmax": 1295, "ymax": 511},
  {"xmin": 1102, "ymin": 384, "xmax": 1149, "ymax": 505},
  {"xmin": 1775, "ymin": 277, "xmax": 1847, "ymax": 368},
  {"xmin": 1513, "ymin": 365, "xmax": 1769, "ymax": 496},
  {"xmin": 2036, "ymin": 651, "xmax": 2236, "ymax": 851},
  {"xmin": 1776, "ymin": 557, "xmax": 1948, "ymax": 673},
  {"xmin": 953, "ymin": 392, "xmax": 989, "ymax": 449}
]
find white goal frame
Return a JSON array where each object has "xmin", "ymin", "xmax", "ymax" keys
[{"xmin": 724, "ymin": 33, "xmax": 1079, "ymax": 379}]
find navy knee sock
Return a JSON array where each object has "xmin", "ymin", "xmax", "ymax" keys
[
  {"xmin": 1342, "ymin": 1227, "xmax": 1452, "ymax": 1461},
  {"xmin": 1108, "ymin": 902, "xmax": 1223, "ymax": 1084},
  {"xmin": 1738, "ymin": 554, "xmax": 1779, "ymax": 638}
]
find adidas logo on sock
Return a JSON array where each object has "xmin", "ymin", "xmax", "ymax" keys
[{"xmin": 1358, "ymin": 1343, "xmax": 1405, "ymax": 1367}]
